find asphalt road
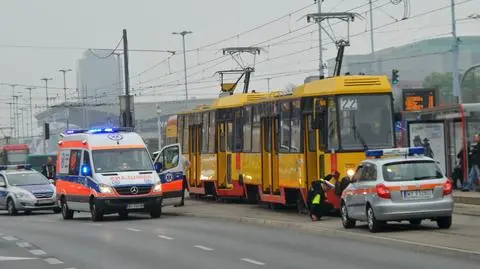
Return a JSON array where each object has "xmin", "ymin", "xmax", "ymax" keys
[{"xmin": 0, "ymin": 210, "xmax": 479, "ymax": 269}]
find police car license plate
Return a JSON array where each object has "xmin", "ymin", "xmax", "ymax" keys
[
  {"xmin": 37, "ymin": 199, "xmax": 51, "ymax": 205},
  {"xmin": 127, "ymin": 203, "xmax": 144, "ymax": 209},
  {"xmin": 402, "ymin": 190, "xmax": 433, "ymax": 200}
]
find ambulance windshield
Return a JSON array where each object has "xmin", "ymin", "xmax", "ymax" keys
[{"xmin": 92, "ymin": 148, "xmax": 153, "ymax": 173}]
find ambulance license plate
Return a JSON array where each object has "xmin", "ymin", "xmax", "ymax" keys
[
  {"xmin": 127, "ymin": 203, "xmax": 144, "ymax": 209},
  {"xmin": 402, "ymin": 190, "xmax": 433, "ymax": 200}
]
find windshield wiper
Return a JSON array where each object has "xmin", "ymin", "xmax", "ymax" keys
[
  {"xmin": 352, "ymin": 114, "xmax": 368, "ymax": 151},
  {"xmin": 414, "ymin": 176, "xmax": 438, "ymax": 180}
]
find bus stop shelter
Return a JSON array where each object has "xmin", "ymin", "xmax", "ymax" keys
[{"xmin": 400, "ymin": 103, "xmax": 480, "ymax": 187}]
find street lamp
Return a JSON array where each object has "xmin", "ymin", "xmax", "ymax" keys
[
  {"xmin": 172, "ymin": 30, "xmax": 193, "ymax": 109},
  {"xmin": 25, "ymin": 87, "xmax": 35, "ymax": 142},
  {"xmin": 59, "ymin": 68, "xmax": 72, "ymax": 129},
  {"xmin": 58, "ymin": 68, "xmax": 72, "ymax": 103},
  {"xmin": 41, "ymin": 78, "xmax": 53, "ymax": 108},
  {"xmin": 156, "ymin": 105, "xmax": 162, "ymax": 149}
]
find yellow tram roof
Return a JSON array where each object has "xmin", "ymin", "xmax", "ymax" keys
[
  {"xmin": 293, "ymin": 75, "xmax": 392, "ymax": 97},
  {"xmin": 210, "ymin": 92, "xmax": 279, "ymax": 109}
]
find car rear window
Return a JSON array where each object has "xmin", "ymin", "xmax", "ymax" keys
[{"xmin": 382, "ymin": 160, "xmax": 443, "ymax": 182}]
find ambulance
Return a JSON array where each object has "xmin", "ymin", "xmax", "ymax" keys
[{"xmin": 55, "ymin": 127, "xmax": 163, "ymax": 221}]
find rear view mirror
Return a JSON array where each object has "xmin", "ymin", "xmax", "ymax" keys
[{"xmin": 0, "ymin": 182, "xmax": 6, "ymax": 188}]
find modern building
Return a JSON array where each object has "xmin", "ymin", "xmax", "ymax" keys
[
  {"xmin": 76, "ymin": 50, "xmax": 123, "ymax": 104},
  {"xmin": 327, "ymin": 36, "xmax": 480, "ymax": 82}
]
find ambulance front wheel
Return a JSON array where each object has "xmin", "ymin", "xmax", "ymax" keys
[
  {"xmin": 90, "ymin": 199, "xmax": 104, "ymax": 222},
  {"xmin": 150, "ymin": 207, "xmax": 162, "ymax": 219}
]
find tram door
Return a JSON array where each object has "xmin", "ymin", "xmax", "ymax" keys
[
  {"xmin": 304, "ymin": 114, "xmax": 318, "ymax": 190},
  {"xmin": 261, "ymin": 117, "xmax": 280, "ymax": 194},
  {"xmin": 189, "ymin": 125, "xmax": 202, "ymax": 187},
  {"xmin": 217, "ymin": 121, "xmax": 233, "ymax": 188}
]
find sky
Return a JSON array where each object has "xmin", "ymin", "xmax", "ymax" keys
[{"xmin": 0, "ymin": 0, "xmax": 479, "ymax": 132}]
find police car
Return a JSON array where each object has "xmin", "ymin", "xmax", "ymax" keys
[
  {"xmin": 340, "ymin": 147, "xmax": 454, "ymax": 233},
  {"xmin": 0, "ymin": 165, "xmax": 61, "ymax": 215}
]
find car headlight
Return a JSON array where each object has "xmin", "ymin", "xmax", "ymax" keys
[
  {"xmin": 153, "ymin": 183, "xmax": 162, "ymax": 193},
  {"xmin": 346, "ymin": 169, "xmax": 355, "ymax": 178},
  {"xmin": 99, "ymin": 184, "xmax": 114, "ymax": 194},
  {"xmin": 15, "ymin": 192, "xmax": 31, "ymax": 199}
]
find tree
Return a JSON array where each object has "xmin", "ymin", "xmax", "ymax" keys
[{"xmin": 422, "ymin": 72, "xmax": 454, "ymax": 103}]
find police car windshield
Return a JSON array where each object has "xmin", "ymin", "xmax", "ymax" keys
[
  {"xmin": 337, "ymin": 94, "xmax": 394, "ymax": 150},
  {"xmin": 382, "ymin": 160, "xmax": 443, "ymax": 182},
  {"xmin": 92, "ymin": 148, "xmax": 153, "ymax": 173},
  {"xmin": 7, "ymin": 172, "xmax": 50, "ymax": 186}
]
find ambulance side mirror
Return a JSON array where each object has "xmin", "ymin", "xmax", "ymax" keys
[
  {"xmin": 80, "ymin": 164, "xmax": 92, "ymax": 177},
  {"xmin": 154, "ymin": 163, "xmax": 163, "ymax": 173}
]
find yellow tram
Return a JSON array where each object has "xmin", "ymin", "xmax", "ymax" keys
[{"xmin": 176, "ymin": 75, "xmax": 396, "ymax": 210}]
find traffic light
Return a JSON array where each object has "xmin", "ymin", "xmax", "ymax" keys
[
  {"xmin": 392, "ymin": 69, "xmax": 399, "ymax": 85},
  {"xmin": 44, "ymin": 123, "xmax": 50, "ymax": 140}
]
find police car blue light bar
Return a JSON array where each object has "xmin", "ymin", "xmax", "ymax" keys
[
  {"xmin": 365, "ymin": 147, "xmax": 425, "ymax": 158},
  {"xmin": 88, "ymin": 127, "xmax": 130, "ymax": 134},
  {"xmin": 0, "ymin": 164, "xmax": 32, "ymax": 170}
]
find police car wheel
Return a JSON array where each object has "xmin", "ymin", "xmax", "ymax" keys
[
  {"xmin": 7, "ymin": 199, "xmax": 17, "ymax": 216},
  {"xmin": 341, "ymin": 202, "xmax": 356, "ymax": 228},
  {"xmin": 437, "ymin": 216, "xmax": 452, "ymax": 229},
  {"xmin": 366, "ymin": 206, "xmax": 381, "ymax": 233}
]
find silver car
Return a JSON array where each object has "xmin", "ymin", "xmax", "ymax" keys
[
  {"xmin": 340, "ymin": 148, "xmax": 454, "ymax": 233},
  {"xmin": 0, "ymin": 166, "xmax": 61, "ymax": 215}
]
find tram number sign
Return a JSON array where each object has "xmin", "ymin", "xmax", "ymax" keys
[
  {"xmin": 402, "ymin": 88, "xmax": 437, "ymax": 111},
  {"xmin": 340, "ymin": 97, "xmax": 358, "ymax": 111}
]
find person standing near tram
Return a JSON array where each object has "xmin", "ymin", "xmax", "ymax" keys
[{"xmin": 463, "ymin": 133, "xmax": 480, "ymax": 192}]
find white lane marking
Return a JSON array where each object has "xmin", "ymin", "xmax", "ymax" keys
[
  {"xmin": 126, "ymin": 228, "xmax": 141, "ymax": 232},
  {"xmin": 16, "ymin": 242, "xmax": 32, "ymax": 248},
  {"xmin": 64, "ymin": 268, "xmax": 76, "ymax": 269},
  {"xmin": 29, "ymin": 249, "xmax": 47, "ymax": 256},
  {"xmin": 0, "ymin": 256, "xmax": 38, "ymax": 261},
  {"xmin": 2, "ymin": 236, "xmax": 18, "ymax": 241},
  {"xmin": 44, "ymin": 258, "xmax": 64, "ymax": 264},
  {"xmin": 158, "ymin": 235, "xmax": 174, "ymax": 240},
  {"xmin": 241, "ymin": 258, "xmax": 265, "ymax": 266},
  {"xmin": 193, "ymin": 245, "xmax": 214, "ymax": 251}
]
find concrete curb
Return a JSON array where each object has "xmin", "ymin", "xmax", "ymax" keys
[
  {"xmin": 454, "ymin": 196, "xmax": 480, "ymax": 205},
  {"xmin": 182, "ymin": 212, "xmax": 480, "ymax": 258}
]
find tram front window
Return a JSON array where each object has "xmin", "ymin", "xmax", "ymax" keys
[{"xmin": 338, "ymin": 94, "xmax": 394, "ymax": 150}]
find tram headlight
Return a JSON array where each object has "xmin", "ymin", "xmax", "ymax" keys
[{"xmin": 346, "ymin": 169, "xmax": 355, "ymax": 178}]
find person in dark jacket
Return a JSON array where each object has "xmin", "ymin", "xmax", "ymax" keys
[
  {"xmin": 463, "ymin": 134, "xmax": 480, "ymax": 191},
  {"xmin": 41, "ymin": 157, "xmax": 56, "ymax": 181},
  {"xmin": 452, "ymin": 142, "xmax": 471, "ymax": 189}
]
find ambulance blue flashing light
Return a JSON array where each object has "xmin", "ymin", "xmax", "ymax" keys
[
  {"xmin": 365, "ymin": 147, "xmax": 425, "ymax": 158},
  {"xmin": 0, "ymin": 164, "xmax": 32, "ymax": 171},
  {"xmin": 64, "ymin": 127, "xmax": 133, "ymax": 135}
]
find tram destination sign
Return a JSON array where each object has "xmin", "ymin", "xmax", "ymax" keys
[{"xmin": 402, "ymin": 88, "xmax": 438, "ymax": 111}]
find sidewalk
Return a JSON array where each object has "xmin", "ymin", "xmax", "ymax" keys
[
  {"xmin": 453, "ymin": 190, "xmax": 480, "ymax": 205},
  {"xmin": 167, "ymin": 198, "xmax": 480, "ymax": 256}
]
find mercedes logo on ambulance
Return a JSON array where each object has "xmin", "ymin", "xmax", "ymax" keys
[{"xmin": 130, "ymin": 186, "xmax": 139, "ymax": 194}]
